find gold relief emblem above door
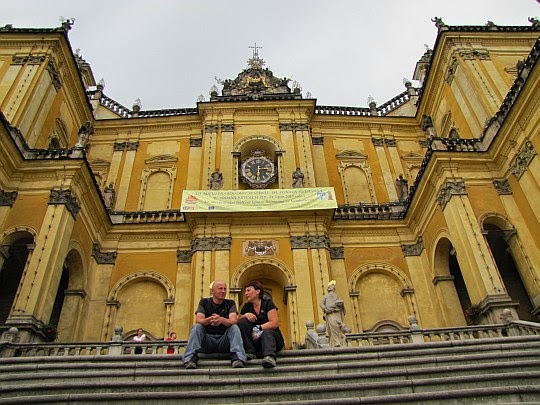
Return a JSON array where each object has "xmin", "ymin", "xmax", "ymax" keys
[{"xmin": 240, "ymin": 149, "xmax": 276, "ymax": 189}]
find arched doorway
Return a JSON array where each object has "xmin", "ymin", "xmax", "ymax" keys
[
  {"xmin": 433, "ymin": 237, "xmax": 469, "ymax": 325},
  {"xmin": 52, "ymin": 248, "xmax": 87, "ymax": 342},
  {"xmin": 483, "ymin": 223, "xmax": 535, "ymax": 321},
  {"xmin": 0, "ymin": 233, "xmax": 34, "ymax": 326},
  {"xmin": 105, "ymin": 271, "xmax": 175, "ymax": 341},
  {"xmin": 233, "ymin": 261, "xmax": 292, "ymax": 349}
]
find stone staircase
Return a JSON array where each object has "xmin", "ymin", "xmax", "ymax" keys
[{"xmin": 1, "ymin": 335, "xmax": 539, "ymax": 404}]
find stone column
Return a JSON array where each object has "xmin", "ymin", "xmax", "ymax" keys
[
  {"xmin": 203, "ymin": 124, "xmax": 218, "ymax": 190},
  {"xmin": 175, "ymin": 249, "xmax": 194, "ymax": 340},
  {"xmin": 510, "ymin": 141, "xmax": 540, "ymax": 224},
  {"xmin": 0, "ymin": 191, "xmax": 17, "ymax": 234},
  {"xmin": 8, "ymin": 189, "xmax": 79, "ymax": 341},
  {"xmin": 437, "ymin": 180, "xmax": 506, "ymax": 313},
  {"xmin": 57, "ymin": 289, "xmax": 86, "ymax": 342},
  {"xmin": 329, "ymin": 246, "xmax": 355, "ymax": 332},
  {"xmin": 279, "ymin": 123, "xmax": 295, "ymax": 188},
  {"xmin": 290, "ymin": 235, "xmax": 316, "ymax": 334},
  {"xmin": 187, "ymin": 135, "xmax": 203, "ymax": 190},
  {"xmin": 115, "ymin": 141, "xmax": 139, "ymax": 210},
  {"xmin": 294, "ymin": 123, "xmax": 315, "ymax": 188},
  {"xmin": 86, "ymin": 245, "xmax": 116, "ymax": 342},
  {"xmin": 401, "ymin": 237, "xmax": 443, "ymax": 328},
  {"xmin": 492, "ymin": 178, "xmax": 540, "ymax": 315},
  {"xmin": 214, "ymin": 236, "xmax": 232, "ymax": 284},
  {"xmin": 311, "ymin": 133, "xmax": 330, "ymax": 186},
  {"xmin": 190, "ymin": 236, "xmax": 214, "ymax": 319},
  {"xmin": 371, "ymin": 136, "xmax": 398, "ymax": 201},
  {"xmin": 220, "ymin": 123, "xmax": 234, "ymax": 190}
]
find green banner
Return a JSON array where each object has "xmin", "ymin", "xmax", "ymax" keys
[{"xmin": 181, "ymin": 187, "xmax": 337, "ymax": 212}]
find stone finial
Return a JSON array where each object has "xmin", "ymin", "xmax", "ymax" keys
[
  {"xmin": 111, "ymin": 326, "xmax": 123, "ymax": 342},
  {"xmin": 132, "ymin": 98, "xmax": 142, "ymax": 113},
  {"xmin": 408, "ymin": 315, "xmax": 420, "ymax": 331},
  {"xmin": 500, "ymin": 308, "xmax": 514, "ymax": 324}
]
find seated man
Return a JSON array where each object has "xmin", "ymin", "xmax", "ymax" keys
[{"xmin": 182, "ymin": 280, "xmax": 247, "ymax": 368}]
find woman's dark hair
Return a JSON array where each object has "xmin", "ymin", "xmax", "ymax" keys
[{"xmin": 244, "ymin": 280, "xmax": 264, "ymax": 299}]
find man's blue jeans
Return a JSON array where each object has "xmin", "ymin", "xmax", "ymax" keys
[{"xmin": 182, "ymin": 323, "xmax": 246, "ymax": 363}]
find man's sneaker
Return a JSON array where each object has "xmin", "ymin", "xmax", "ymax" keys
[
  {"xmin": 232, "ymin": 359, "xmax": 245, "ymax": 368},
  {"xmin": 246, "ymin": 353, "xmax": 257, "ymax": 360},
  {"xmin": 262, "ymin": 355, "xmax": 276, "ymax": 368},
  {"xmin": 184, "ymin": 360, "xmax": 197, "ymax": 369}
]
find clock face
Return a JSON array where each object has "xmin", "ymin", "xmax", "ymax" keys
[{"xmin": 241, "ymin": 156, "xmax": 276, "ymax": 188}]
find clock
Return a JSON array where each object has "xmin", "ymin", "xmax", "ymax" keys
[{"xmin": 240, "ymin": 153, "xmax": 276, "ymax": 189}]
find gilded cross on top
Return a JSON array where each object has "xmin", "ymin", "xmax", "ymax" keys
[{"xmin": 247, "ymin": 43, "xmax": 265, "ymax": 70}]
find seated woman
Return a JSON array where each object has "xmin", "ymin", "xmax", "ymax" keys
[{"xmin": 238, "ymin": 280, "xmax": 284, "ymax": 368}]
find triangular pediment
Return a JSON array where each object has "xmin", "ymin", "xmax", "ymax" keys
[
  {"xmin": 336, "ymin": 150, "xmax": 368, "ymax": 160},
  {"xmin": 402, "ymin": 152, "xmax": 425, "ymax": 162},
  {"xmin": 89, "ymin": 159, "xmax": 110, "ymax": 170},
  {"xmin": 145, "ymin": 154, "xmax": 178, "ymax": 167}
]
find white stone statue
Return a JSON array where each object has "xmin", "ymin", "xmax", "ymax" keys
[{"xmin": 320, "ymin": 280, "xmax": 350, "ymax": 347}]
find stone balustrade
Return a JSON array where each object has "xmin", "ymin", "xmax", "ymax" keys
[
  {"xmin": 333, "ymin": 202, "xmax": 407, "ymax": 220},
  {"xmin": 2, "ymin": 314, "xmax": 538, "ymax": 357},
  {"xmin": 109, "ymin": 209, "xmax": 185, "ymax": 224}
]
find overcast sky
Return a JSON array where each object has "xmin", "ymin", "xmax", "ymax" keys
[{"xmin": 3, "ymin": 1, "xmax": 539, "ymax": 110}]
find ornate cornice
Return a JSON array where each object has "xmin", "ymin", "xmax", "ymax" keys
[
  {"xmin": 329, "ymin": 246, "xmax": 344, "ymax": 260},
  {"xmin": 401, "ymin": 237, "xmax": 424, "ymax": 257},
  {"xmin": 91, "ymin": 243, "xmax": 117, "ymax": 265},
  {"xmin": 191, "ymin": 236, "xmax": 232, "ymax": 252},
  {"xmin": 290, "ymin": 235, "xmax": 330, "ymax": 249},
  {"xmin": 48, "ymin": 189, "xmax": 80, "ymax": 219},
  {"xmin": 11, "ymin": 53, "xmax": 47, "ymax": 65},
  {"xmin": 493, "ymin": 179, "xmax": 512, "ymax": 195},
  {"xmin": 510, "ymin": 140, "xmax": 537, "ymax": 179},
  {"xmin": 0, "ymin": 190, "xmax": 18, "ymax": 207},
  {"xmin": 384, "ymin": 138, "xmax": 396, "ymax": 147},
  {"xmin": 177, "ymin": 249, "xmax": 192, "ymax": 263},
  {"xmin": 126, "ymin": 141, "xmax": 139, "ymax": 151},
  {"xmin": 214, "ymin": 236, "xmax": 232, "ymax": 250},
  {"xmin": 279, "ymin": 122, "xmax": 310, "ymax": 132},
  {"xmin": 371, "ymin": 137, "xmax": 384, "ymax": 147},
  {"xmin": 190, "ymin": 137, "xmax": 202, "ymax": 147},
  {"xmin": 204, "ymin": 124, "xmax": 219, "ymax": 133},
  {"xmin": 436, "ymin": 180, "xmax": 466, "ymax": 210},
  {"xmin": 113, "ymin": 142, "xmax": 126, "ymax": 151}
]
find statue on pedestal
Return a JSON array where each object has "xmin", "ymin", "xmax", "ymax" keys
[
  {"xmin": 320, "ymin": 280, "xmax": 350, "ymax": 347},
  {"xmin": 395, "ymin": 174, "xmax": 409, "ymax": 202},
  {"xmin": 292, "ymin": 167, "xmax": 304, "ymax": 188},
  {"xmin": 209, "ymin": 168, "xmax": 223, "ymax": 190},
  {"xmin": 103, "ymin": 182, "xmax": 116, "ymax": 210}
]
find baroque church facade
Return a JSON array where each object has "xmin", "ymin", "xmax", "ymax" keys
[{"xmin": 0, "ymin": 18, "xmax": 539, "ymax": 347}]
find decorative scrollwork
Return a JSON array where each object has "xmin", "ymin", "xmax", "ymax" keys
[
  {"xmin": 92, "ymin": 243, "xmax": 117, "ymax": 264},
  {"xmin": 436, "ymin": 180, "xmax": 467, "ymax": 210},
  {"xmin": 48, "ymin": 189, "xmax": 80, "ymax": 219}
]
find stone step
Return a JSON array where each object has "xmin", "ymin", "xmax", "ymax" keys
[
  {"xmin": 0, "ymin": 373, "xmax": 539, "ymax": 404},
  {"xmin": 0, "ymin": 336, "xmax": 538, "ymax": 404},
  {"xmin": 1, "ymin": 354, "xmax": 539, "ymax": 386},
  {"xmin": 1, "ymin": 335, "xmax": 538, "ymax": 372}
]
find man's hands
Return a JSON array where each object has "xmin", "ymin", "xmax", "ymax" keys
[{"xmin": 209, "ymin": 313, "xmax": 223, "ymax": 326}]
